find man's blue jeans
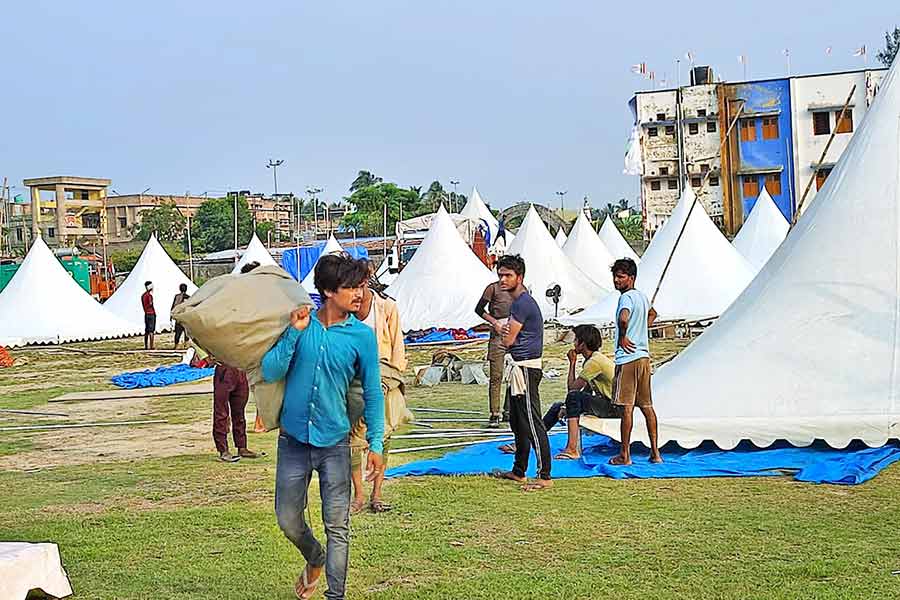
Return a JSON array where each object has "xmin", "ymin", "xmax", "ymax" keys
[{"xmin": 275, "ymin": 432, "xmax": 351, "ymax": 600}]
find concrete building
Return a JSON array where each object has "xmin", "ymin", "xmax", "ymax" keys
[
  {"xmin": 631, "ymin": 66, "xmax": 887, "ymax": 236},
  {"xmin": 22, "ymin": 176, "xmax": 110, "ymax": 249},
  {"xmin": 106, "ymin": 193, "xmax": 206, "ymax": 244}
]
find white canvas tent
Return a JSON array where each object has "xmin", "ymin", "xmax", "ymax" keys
[
  {"xmin": 562, "ymin": 210, "xmax": 618, "ymax": 288},
  {"xmin": 554, "ymin": 228, "xmax": 568, "ymax": 247},
  {"xmin": 232, "ymin": 233, "xmax": 277, "ymax": 274},
  {"xmin": 302, "ymin": 235, "xmax": 344, "ymax": 294},
  {"xmin": 459, "ymin": 186, "xmax": 499, "ymax": 243},
  {"xmin": 0, "ymin": 237, "xmax": 136, "ymax": 346},
  {"xmin": 732, "ymin": 188, "xmax": 790, "ymax": 273},
  {"xmin": 386, "ymin": 205, "xmax": 495, "ymax": 331},
  {"xmin": 506, "ymin": 205, "xmax": 607, "ymax": 318},
  {"xmin": 562, "ymin": 188, "xmax": 754, "ymax": 325},
  {"xmin": 105, "ymin": 234, "xmax": 197, "ymax": 333},
  {"xmin": 586, "ymin": 56, "xmax": 900, "ymax": 449},
  {"xmin": 598, "ymin": 216, "xmax": 641, "ymax": 263}
]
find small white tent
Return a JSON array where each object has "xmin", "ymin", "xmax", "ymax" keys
[
  {"xmin": 0, "ymin": 237, "xmax": 136, "ymax": 346},
  {"xmin": 562, "ymin": 210, "xmax": 618, "ymax": 288},
  {"xmin": 586, "ymin": 56, "xmax": 900, "ymax": 449},
  {"xmin": 105, "ymin": 235, "xmax": 197, "ymax": 333},
  {"xmin": 459, "ymin": 186, "xmax": 499, "ymax": 243},
  {"xmin": 302, "ymin": 235, "xmax": 344, "ymax": 294},
  {"xmin": 232, "ymin": 233, "xmax": 277, "ymax": 274},
  {"xmin": 506, "ymin": 205, "xmax": 607, "ymax": 318},
  {"xmin": 732, "ymin": 188, "xmax": 790, "ymax": 273},
  {"xmin": 554, "ymin": 228, "xmax": 568, "ymax": 247},
  {"xmin": 562, "ymin": 188, "xmax": 754, "ymax": 325},
  {"xmin": 386, "ymin": 205, "xmax": 495, "ymax": 331},
  {"xmin": 598, "ymin": 216, "xmax": 640, "ymax": 263}
]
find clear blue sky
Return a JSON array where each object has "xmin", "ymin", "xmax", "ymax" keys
[{"xmin": 3, "ymin": 0, "xmax": 896, "ymax": 210}]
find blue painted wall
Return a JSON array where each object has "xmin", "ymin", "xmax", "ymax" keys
[{"xmin": 730, "ymin": 79, "xmax": 794, "ymax": 222}]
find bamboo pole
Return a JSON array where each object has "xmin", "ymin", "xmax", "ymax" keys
[{"xmin": 791, "ymin": 85, "xmax": 856, "ymax": 227}]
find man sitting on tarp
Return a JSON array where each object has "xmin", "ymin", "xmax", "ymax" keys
[
  {"xmin": 261, "ymin": 252, "xmax": 385, "ymax": 600},
  {"xmin": 542, "ymin": 324, "xmax": 616, "ymax": 460}
]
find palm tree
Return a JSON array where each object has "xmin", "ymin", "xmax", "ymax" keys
[
  {"xmin": 350, "ymin": 170, "xmax": 382, "ymax": 192},
  {"xmin": 423, "ymin": 181, "xmax": 447, "ymax": 211}
]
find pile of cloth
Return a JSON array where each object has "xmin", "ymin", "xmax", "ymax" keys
[
  {"xmin": 0, "ymin": 346, "xmax": 13, "ymax": 368},
  {"xmin": 404, "ymin": 328, "xmax": 488, "ymax": 345},
  {"xmin": 111, "ymin": 363, "xmax": 214, "ymax": 389}
]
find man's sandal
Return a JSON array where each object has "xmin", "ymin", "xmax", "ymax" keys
[{"xmin": 294, "ymin": 564, "xmax": 320, "ymax": 600}]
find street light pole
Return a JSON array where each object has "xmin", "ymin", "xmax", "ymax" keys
[
  {"xmin": 556, "ymin": 190, "xmax": 568, "ymax": 214},
  {"xmin": 450, "ymin": 180, "xmax": 460, "ymax": 212},
  {"xmin": 266, "ymin": 159, "xmax": 284, "ymax": 241}
]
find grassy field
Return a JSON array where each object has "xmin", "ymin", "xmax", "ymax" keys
[{"xmin": 2, "ymin": 332, "xmax": 899, "ymax": 599}]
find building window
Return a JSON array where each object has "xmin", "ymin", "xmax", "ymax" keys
[
  {"xmin": 665, "ymin": 125, "xmax": 675, "ymax": 135},
  {"xmin": 668, "ymin": 178, "xmax": 679, "ymax": 190},
  {"xmin": 835, "ymin": 109, "xmax": 853, "ymax": 133},
  {"xmin": 765, "ymin": 173, "xmax": 782, "ymax": 196},
  {"xmin": 815, "ymin": 168, "xmax": 833, "ymax": 191},
  {"xmin": 118, "ymin": 217, "xmax": 127, "ymax": 229},
  {"xmin": 691, "ymin": 176, "xmax": 702, "ymax": 188},
  {"xmin": 697, "ymin": 109, "xmax": 707, "ymax": 117},
  {"xmin": 700, "ymin": 164, "xmax": 710, "ymax": 174},
  {"xmin": 762, "ymin": 117, "xmax": 779, "ymax": 140},
  {"xmin": 742, "ymin": 176, "xmax": 759, "ymax": 198},
  {"xmin": 648, "ymin": 127, "xmax": 658, "ymax": 137},
  {"xmin": 650, "ymin": 180, "xmax": 661, "ymax": 191},
  {"xmin": 740, "ymin": 118, "xmax": 756, "ymax": 141},
  {"xmin": 813, "ymin": 111, "xmax": 830, "ymax": 135},
  {"xmin": 48, "ymin": 227, "xmax": 56, "ymax": 238},
  {"xmin": 689, "ymin": 123, "xmax": 699, "ymax": 135},
  {"xmin": 16, "ymin": 228, "xmax": 23, "ymax": 242},
  {"xmin": 709, "ymin": 175, "xmax": 720, "ymax": 186},
  {"xmin": 707, "ymin": 121, "xmax": 717, "ymax": 132},
  {"xmin": 656, "ymin": 112, "xmax": 666, "ymax": 121},
  {"xmin": 659, "ymin": 167, "xmax": 668, "ymax": 175}
]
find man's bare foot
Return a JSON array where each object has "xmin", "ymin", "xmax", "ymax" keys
[
  {"xmin": 608, "ymin": 455, "xmax": 631, "ymax": 466},
  {"xmin": 492, "ymin": 470, "xmax": 526, "ymax": 483},
  {"xmin": 522, "ymin": 479, "xmax": 553, "ymax": 492},
  {"xmin": 554, "ymin": 449, "xmax": 581, "ymax": 460},
  {"xmin": 295, "ymin": 563, "xmax": 322, "ymax": 599},
  {"xmin": 650, "ymin": 453, "xmax": 663, "ymax": 464},
  {"xmin": 350, "ymin": 497, "xmax": 366, "ymax": 515}
]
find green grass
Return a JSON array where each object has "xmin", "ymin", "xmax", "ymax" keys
[{"xmin": 2, "ymin": 333, "xmax": 900, "ymax": 599}]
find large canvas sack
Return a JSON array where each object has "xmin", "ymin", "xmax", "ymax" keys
[{"xmin": 171, "ymin": 265, "xmax": 312, "ymax": 429}]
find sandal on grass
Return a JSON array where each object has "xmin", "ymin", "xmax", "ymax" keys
[
  {"xmin": 294, "ymin": 564, "xmax": 320, "ymax": 600},
  {"xmin": 498, "ymin": 443, "xmax": 516, "ymax": 454},
  {"xmin": 350, "ymin": 498, "xmax": 367, "ymax": 515},
  {"xmin": 369, "ymin": 499, "xmax": 392, "ymax": 513}
]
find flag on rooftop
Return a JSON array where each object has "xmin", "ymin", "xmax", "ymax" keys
[
  {"xmin": 685, "ymin": 51, "xmax": 694, "ymax": 64},
  {"xmin": 853, "ymin": 45, "xmax": 867, "ymax": 57},
  {"xmin": 825, "ymin": 46, "xmax": 832, "ymax": 56},
  {"xmin": 631, "ymin": 62, "xmax": 647, "ymax": 75}
]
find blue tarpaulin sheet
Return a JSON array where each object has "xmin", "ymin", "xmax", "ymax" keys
[
  {"xmin": 111, "ymin": 364, "xmax": 215, "ymax": 389},
  {"xmin": 404, "ymin": 329, "xmax": 489, "ymax": 345},
  {"xmin": 281, "ymin": 243, "xmax": 369, "ymax": 281},
  {"xmin": 387, "ymin": 432, "xmax": 900, "ymax": 485}
]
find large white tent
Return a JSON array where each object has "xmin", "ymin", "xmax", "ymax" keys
[
  {"xmin": 301, "ymin": 235, "xmax": 344, "ymax": 294},
  {"xmin": 105, "ymin": 234, "xmax": 197, "ymax": 333},
  {"xmin": 732, "ymin": 188, "xmax": 790, "ymax": 273},
  {"xmin": 598, "ymin": 216, "xmax": 641, "ymax": 263},
  {"xmin": 459, "ymin": 186, "xmax": 499, "ymax": 243},
  {"xmin": 586, "ymin": 56, "xmax": 900, "ymax": 449},
  {"xmin": 554, "ymin": 228, "xmax": 568, "ymax": 247},
  {"xmin": 0, "ymin": 237, "xmax": 135, "ymax": 346},
  {"xmin": 562, "ymin": 209, "xmax": 618, "ymax": 288},
  {"xmin": 386, "ymin": 205, "xmax": 495, "ymax": 331},
  {"xmin": 562, "ymin": 188, "xmax": 754, "ymax": 325},
  {"xmin": 231, "ymin": 233, "xmax": 277, "ymax": 274},
  {"xmin": 506, "ymin": 205, "xmax": 607, "ymax": 319}
]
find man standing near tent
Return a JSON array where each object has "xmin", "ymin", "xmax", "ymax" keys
[
  {"xmin": 171, "ymin": 283, "xmax": 191, "ymax": 349},
  {"xmin": 609, "ymin": 258, "xmax": 662, "ymax": 465},
  {"xmin": 262, "ymin": 253, "xmax": 384, "ymax": 600},
  {"xmin": 475, "ymin": 278, "xmax": 513, "ymax": 428},
  {"xmin": 494, "ymin": 254, "xmax": 552, "ymax": 490},
  {"xmin": 349, "ymin": 266, "xmax": 411, "ymax": 514},
  {"xmin": 141, "ymin": 281, "xmax": 155, "ymax": 350}
]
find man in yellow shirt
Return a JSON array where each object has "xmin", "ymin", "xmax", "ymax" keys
[{"xmin": 542, "ymin": 324, "xmax": 615, "ymax": 460}]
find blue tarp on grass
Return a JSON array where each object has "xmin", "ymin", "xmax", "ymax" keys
[
  {"xmin": 404, "ymin": 329, "xmax": 489, "ymax": 345},
  {"xmin": 111, "ymin": 364, "xmax": 215, "ymax": 389},
  {"xmin": 387, "ymin": 432, "xmax": 900, "ymax": 485}
]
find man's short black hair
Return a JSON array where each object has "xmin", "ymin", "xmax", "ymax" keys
[
  {"xmin": 611, "ymin": 258, "xmax": 637, "ymax": 278},
  {"xmin": 573, "ymin": 324, "xmax": 601, "ymax": 352},
  {"xmin": 497, "ymin": 254, "xmax": 526, "ymax": 277},
  {"xmin": 144, "ymin": 281, "xmax": 152, "ymax": 288},
  {"xmin": 314, "ymin": 253, "xmax": 370, "ymax": 298},
  {"xmin": 179, "ymin": 283, "xmax": 188, "ymax": 292},
  {"xmin": 240, "ymin": 261, "xmax": 260, "ymax": 274}
]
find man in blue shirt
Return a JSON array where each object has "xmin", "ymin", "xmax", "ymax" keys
[
  {"xmin": 494, "ymin": 254, "xmax": 552, "ymax": 491},
  {"xmin": 609, "ymin": 258, "xmax": 662, "ymax": 466},
  {"xmin": 262, "ymin": 253, "xmax": 385, "ymax": 600}
]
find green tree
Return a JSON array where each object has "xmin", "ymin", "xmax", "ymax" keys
[
  {"xmin": 350, "ymin": 170, "xmax": 383, "ymax": 192},
  {"xmin": 135, "ymin": 201, "xmax": 186, "ymax": 242},
  {"xmin": 255, "ymin": 221, "xmax": 275, "ymax": 244},
  {"xmin": 342, "ymin": 182, "xmax": 426, "ymax": 235},
  {"xmin": 617, "ymin": 214, "xmax": 643, "ymax": 242},
  {"xmin": 422, "ymin": 181, "xmax": 447, "ymax": 211},
  {"xmin": 877, "ymin": 27, "xmax": 900, "ymax": 67},
  {"xmin": 191, "ymin": 194, "xmax": 253, "ymax": 252}
]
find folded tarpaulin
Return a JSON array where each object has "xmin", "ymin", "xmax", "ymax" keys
[
  {"xmin": 111, "ymin": 363, "xmax": 214, "ymax": 389},
  {"xmin": 404, "ymin": 328, "xmax": 488, "ymax": 345},
  {"xmin": 0, "ymin": 542, "xmax": 73, "ymax": 600},
  {"xmin": 281, "ymin": 244, "xmax": 369, "ymax": 281},
  {"xmin": 386, "ymin": 432, "xmax": 900, "ymax": 485}
]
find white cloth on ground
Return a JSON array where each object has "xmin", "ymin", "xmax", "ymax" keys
[{"xmin": 0, "ymin": 542, "xmax": 73, "ymax": 600}]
